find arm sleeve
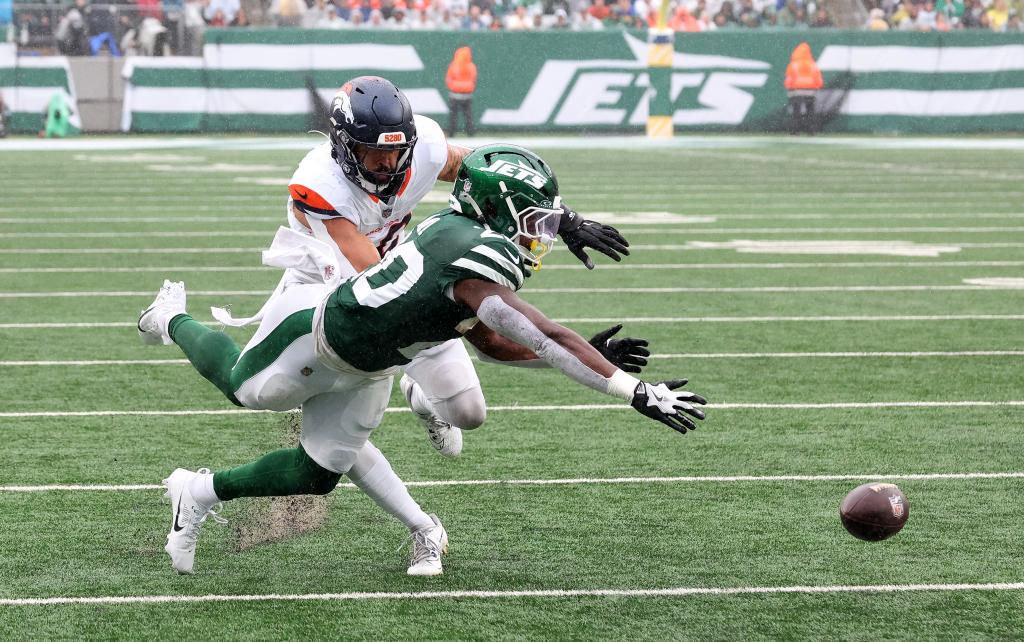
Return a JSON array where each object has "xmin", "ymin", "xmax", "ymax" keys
[
  {"xmin": 475, "ymin": 295, "xmax": 639, "ymax": 400},
  {"xmin": 412, "ymin": 115, "xmax": 450, "ymax": 170}
]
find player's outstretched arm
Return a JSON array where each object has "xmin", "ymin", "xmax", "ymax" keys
[
  {"xmin": 557, "ymin": 204, "xmax": 631, "ymax": 270},
  {"xmin": 467, "ymin": 322, "xmax": 649, "ymax": 374},
  {"xmin": 455, "ymin": 279, "xmax": 705, "ymax": 434}
]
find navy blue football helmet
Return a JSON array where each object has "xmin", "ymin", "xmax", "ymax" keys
[{"xmin": 328, "ymin": 76, "xmax": 418, "ymax": 203}]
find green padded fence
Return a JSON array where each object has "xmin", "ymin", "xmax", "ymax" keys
[
  {"xmin": 1, "ymin": 43, "xmax": 81, "ymax": 135},
  {"xmin": 119, "ymin": 30, "xmax": 1024, "ymax": 134}
]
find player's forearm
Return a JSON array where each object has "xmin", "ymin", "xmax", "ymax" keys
[
  {"xmin": 472, "ymin": 346, "xmax": 549, "ymax": 369},
  {"xmin": 438, "ymin": 144, "xmax": 472, "ymax": 182},
  {"xmin": 294, "ymin": 205, "xmax": 380, "ymax": 273},
  {"xmin": 475, "ymin": 295, "xmax": 638, "ymax": 399},
  {"xmin": 467, "ymin": 324, "xmax": 548, "ymax": 368}
]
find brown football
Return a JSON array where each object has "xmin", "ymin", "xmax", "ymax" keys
[{"xmin": 839, "ymin": 482, "xmax": 909, "ymax": 541}]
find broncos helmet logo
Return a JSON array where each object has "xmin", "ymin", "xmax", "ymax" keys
[{"xmin": 332, "ymin": 86, "xmax": 356, "ymax": 126}]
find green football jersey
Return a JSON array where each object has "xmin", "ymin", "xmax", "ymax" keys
[{"xmin": 321, "ymin": 210, "xmax": 528, "ymax": 372}]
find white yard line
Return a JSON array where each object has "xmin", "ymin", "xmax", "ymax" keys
[
  {"xmin": 5, "ymin": 212, "xmax": 1024, "ymax": 223},
  {"xmin": 0, "ymin": 248, "xmax": 262, "ymax": 255},
  {"xmin": 3, "ymin": 133, "xmax": 1024, "ymax": 152},
  {"xmin": 4, "ymin": 211, "xmax": 1024, "ymax": 221},
  {"xmin": 606, "ymin": 230, "xmax": 1024, "ymax": 238},
  {"xmin": 3, "ymin": 243, "xmax": 1023, "ymax": 255},
  {"xmin": 0, "ymin": 266, "xmax": 274, "ymax": 274},
  {"xmin": 0, "ymin": 290, "xmax": 273, "ymax": 298},
  {"xmin": 2, "ymin": 261, "xmax": 1024, "ymax": 274},
  {"xmin": 3, "ymin": 582, "xmax": 1024, "ymax": 606},
  {"xmin": 681, "ymin": 212, "xmax": 1024, "ymax": 221},
  {"xmin": 0, "ymin": 216, "xmax": 284, "ymax": 224},
  {"xmin": 649, "ymin": 351, "xmax": 1024, "ymax": 359},
  {"xmin": 2, "ymin": 401, "xmax": 1023, "ymax": 419},
  {"xmin": 3, "ymin": 471, "xmax": 1024, "ymax": 493},
  {"xmin": 548, "ymin": 314, "xmax": 1024, "ymax": 323},
  {"xmin": 624, "ymin": 242, "xmax": 1024, "ymax": 249},
  {"xmin": 4, "ymin": 351, "xmax": 1022, "ymax": 367},
  {"xmin": 3, "ymin": 284, "xmax": 1024, "ymax": 298},
  {"xmin": 0, "ymin": 231, "xmax": 283, "ymax": 239},
  {"xmin": 4, "ymin": 227, "xmax": 1024, "ymax": 239},
  {"xmin": 0, "ymin": 359, "xmax": 192, "ymax": 366},
  {"xmin": 676, "ymin": 148, "xmax": 1024, "ymax": 182},
  {"xmin": 5, "ymin": 315, "xmax": 1024, "ymax": 330}
]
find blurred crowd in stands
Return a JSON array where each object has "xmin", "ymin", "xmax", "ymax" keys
[
  {"xmin": 6, "ymin": 0, "xmax": 1021, "ymax": 57},
  {"xmin": 863, "ymin": 0, "xmax": 1021, "ymax": 30}
]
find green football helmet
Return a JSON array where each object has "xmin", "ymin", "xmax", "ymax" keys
[{"xmin": 449, "ymin": 144, "xmax": 562, "ymax": 267}]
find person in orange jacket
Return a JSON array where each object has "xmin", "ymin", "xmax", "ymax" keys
[
  {"xmin": 784, "ymin": 42, "xmax": 824, "ymax": 134},
  {"xmin": 445, "ymin": 46, "xmax": 477, "ymax": 137}
]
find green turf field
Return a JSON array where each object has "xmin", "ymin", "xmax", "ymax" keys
[{"xmin": 2, "ymin": 136, "xmax": 1024, "ymax": 640}]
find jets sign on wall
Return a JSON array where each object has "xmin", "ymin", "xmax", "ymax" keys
[{"xmin": 121, "ymin": 30, "xmax": 1024, "ymax": 134}]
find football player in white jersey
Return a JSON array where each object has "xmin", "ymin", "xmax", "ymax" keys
[
  {"xmin": 244, "ymin": 75, "xmax": 635, "ymax": 458},
  {"xmin": 140, "ymin": 144, "xmax": 705, "ymax": 577}
]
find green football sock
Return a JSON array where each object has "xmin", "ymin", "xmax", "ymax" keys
[
  {"xmin": 168, "ymin": 314, "xmax": 243, "ymax": 406},
  {"xmin": 213, "ymin": 445, "xmax": 341, "ymax": 501}
]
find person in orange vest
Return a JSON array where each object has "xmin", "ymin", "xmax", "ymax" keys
[
  {"xmin": 784, "ymin": 41, "xmax": 824, "ymax": 134},
  {"xmin": 445, "ymin": 46, "xmax": 477, "ymax": 137}
]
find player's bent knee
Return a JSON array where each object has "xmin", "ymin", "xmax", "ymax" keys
[
  {"xmin": 300, "ymin": 434, "xmax": 364, "ymax": 477},
  {"xmin": 296, "ymin": 445, "xmax": 342, "ymax": 495},
  {"xmin": 440, "ymin": 389, "xmax": 486, "ymax": 430},
  {"xmin": 306, "ymin": 468, "xmax": 342, "ymax": 495},
  {"xmin": 235, "ymin": 373, "xmax": 305, "ymax": 412}
]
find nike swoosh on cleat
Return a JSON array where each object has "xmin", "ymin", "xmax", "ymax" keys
[
  {"xmin": 172, "ymin": 496, "xmax": 186, "ymax": 532},
  {"xmin": 138, "ymin": 306, "xmax": 156, "ymax": 333}
]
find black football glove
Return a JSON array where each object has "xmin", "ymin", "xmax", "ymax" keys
[
  {"xmin": 557, "ymin": 204, "xmax": 630, "ymax": 270},
  {"xmin": 631, "ymin": 379, "xmax": 707, "ymax": 435},
  {"xmin": 588, "ymin": 324, "xmax": 649, "ymax": 374}
]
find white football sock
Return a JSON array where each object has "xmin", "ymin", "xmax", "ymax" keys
[
  {"xmin": 347, "ymin": 442, "xmax": 434, "ymax": 532},
  {"xmin": 187, "ymin": 471, "xmax": 220, "ymax": 509},
  {"xmin": 405, "ymin": 379, "xmax": 435, "ymax": 418}
]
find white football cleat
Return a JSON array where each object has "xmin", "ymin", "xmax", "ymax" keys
[
  {"xmin": 400, "ymin": 374, "xmax": 463, "ymax": 458},
  {"xmin": 138, "ymin": 280, "xmax": 187, "ymax": 346},
  {"xmin": 162, "ymin": 467, "xmax": 226, "ymax": 575},
  {"xmin": 406, "ymin": 514, "xmax": 448, "ymax": 577}
]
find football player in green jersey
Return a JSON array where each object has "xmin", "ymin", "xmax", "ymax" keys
[{"xmin": 139, "ymin": 144, "xmax": 706, "ymax": 577}]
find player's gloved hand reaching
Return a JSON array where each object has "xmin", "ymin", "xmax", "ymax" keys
[
  {"xmin": 557, "ymin": 204, "xmax": 630, "ymax": 270},
  {"xmin": 631, "ymin": 379, "xmax": 707, "ymax": 434},
  {"xmin": 589, "ymin": 324, "xmax": 649, "ymax": 373}
]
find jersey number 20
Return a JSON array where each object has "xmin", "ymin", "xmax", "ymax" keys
[{"xmin": 351, "ymin": 242, "xmax": 425, "ymax": 308}]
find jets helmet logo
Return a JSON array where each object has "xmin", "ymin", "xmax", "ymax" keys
[{"xmin": 481, "ymin": 159, "xmax": 547, "ymax": 190}]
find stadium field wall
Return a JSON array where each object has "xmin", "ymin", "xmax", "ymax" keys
[
  {"xmin": 122, "ymin": 30, "xmax": 1024, "ymax": 134},
  {"xmin": 8, "ymin": 33, "xmax": 1024, "ymax": 135},
  {"xmin": 0, "ymin": 43, "xmax": 82, "ymax": 134}
]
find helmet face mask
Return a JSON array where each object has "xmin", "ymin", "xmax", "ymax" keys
[
  {"xmin": 502, "ymin": 193, "xmax": 562, "ymax": 264},
  {"xmin": 450, "ymin": 144, "xmax": 562, "ymax": 268},
  {"xmin": 329, "ymin": 77, "xmax": 417, "ymax": 203}
]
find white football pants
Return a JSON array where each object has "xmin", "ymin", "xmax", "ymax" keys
[{"xmin": 232, "ymin": 283, "xmax": 392, "ymax": 474}]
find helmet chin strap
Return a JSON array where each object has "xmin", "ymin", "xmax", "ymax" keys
[
  {"xmin": 355, "ymin": 166, "xmax": 403, "ymax": 202},
  {"xmin": 528, "ymin": 240, "xmax": 544, "ymax": 271}
]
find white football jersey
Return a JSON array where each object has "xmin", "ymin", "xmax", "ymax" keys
[{"xmin": 286, "ymin": 114, "xmax": 448, "ymax": 258}]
